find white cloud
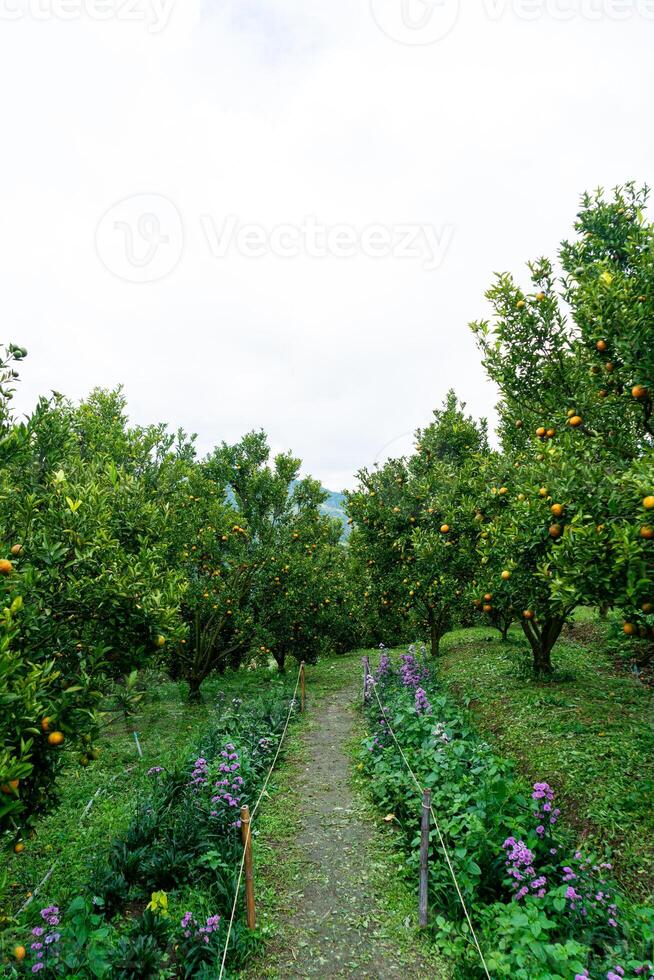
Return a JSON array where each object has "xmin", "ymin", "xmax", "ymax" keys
[{"xmin": 1, "ymin": 0, "xmax": 652, "ymax": 489}]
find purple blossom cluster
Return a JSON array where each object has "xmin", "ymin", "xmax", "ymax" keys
[
  {"xmin": 29, "ymin": 906, "xmax": 61, "ymax": 973},
  {"xmin": 210, "ymin": 743, "xmax": 244, "ymax": 828},
  {"xmin": 415, "ymin": 687, "xmax": 432, "ymax": 715},
  {"xmin": 375, "ymin": 651, "xmax": 391, "ymax": 680},
  {"xmin": 532, "ymin": 781, "xmax": 561, "ymax": 837},
  {"xmin": 503, "ymin": 837, "xmax": 547, "ymax": 900},
  {"xmin": 180, "ymin": 910, "xmax": 221, "ymax": 945},
  {"xmin": 190, "ymin": 757, "xmax": 209, "ymax": 791},
  {"xmin": 399, "ymin": 653, "xmax": 427, "ymax": 689},
  {"xmin": 561, "ymin": 850, "xmax": 618, "ymax": 926},
  {"xmin": 147, "ymin": 765, "xmax": 165, "ymax": 777},
  {"xmin": 576, "ymin": 969, "xmax": 654, "ymax": 980}
]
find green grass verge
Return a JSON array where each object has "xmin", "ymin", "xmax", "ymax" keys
[{"xmin": 437, "ymin": 623, "xmax": 654, "ymax": 902}]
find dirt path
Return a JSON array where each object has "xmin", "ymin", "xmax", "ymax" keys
[{"xmin": 251, "ymin": 661, "xmax": 448, "ymax": 979}]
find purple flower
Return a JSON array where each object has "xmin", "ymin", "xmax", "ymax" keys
[{"xmin": 415, "ymin": 687, "xmax": 432, "ymax": 715}]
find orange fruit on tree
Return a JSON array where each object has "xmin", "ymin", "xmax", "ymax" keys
[
  {"xmin": 605, "ymin": 362, "xmax": 614, "ymax": 373},
  {"xmin": 546, "ymin": 428, "xmax": 556, "ymax": 438},
  {"xmin": 1, "ymin": 780, "xmax": 19, "ymax": 793},
  {"xmin": 13, "ymin": 946, "xmax": 26, "ymax": 961},
  {"xmin": 644, "ymin": 496, "xmax": 654, "ymax": 510},
  {"xmin": 632, "ymin": 384, "xmax": 649, "ymax": 400},
  {"xmin": 523, "ymin": 610, "xmax": 534, "ymax": 620},
  {"xmin": 0, "ymin": 559, "xmax": 13, "ymax": 574},
  {"xmin": 515, "ymin": 419, "xmax": 523, "ymax": 428},
  {"xmin": 14, "ymin": 842, "xmax": 24, "ymax": 853},
  {"xmin": 483, "ymin": 604, "xmax": 492, "ymax": 613},
  {"xmin": 484, "ymin": 593, "xmax": 492, "ymax": 602},
  {"xmin": 536, "ymin": 291, "xmax": 546, "ymax": 301},
  {"xmin": 551, "ymin": 503, "xmax": 565, "ymax": 518},
  {"xmin": 623, "ymin": 622, "xmax": 637, "ymax": 636},
  {"xmin": 440, "ymin": 524, "xmax": 450, "ymax": 534},
  {"xmin": 501, "ymin": 570, "xmax": 511, "ymax": 580},
  {"xmin": 640, "ymin": 526, "xmax": 654, "ymax": 540},
  {"xmin": 642, "ymin": 602, "xmax": 654, "ymax": 614},
  {"xmin": 499, "ymin": 487, "xmax": 508, "ymax": 495},
  {"xmin": 10, "ymin": 543, "xmax": 23, "ymax": 556},
  {"xmin": 48, "ymin": 731, "xmax": 65, "ymax": 747},
  {"xmin": 596, "ymin": 339, "xmax": 608, "ymax": 352},
  {"xmin": 41, "ymin": 717, "xmax": 51, "ymax": 732},
  {"xmin": 517, "ymin": 493, "xmax": 526, "ymax": 501},
  {"xmin": 539, "ymin": 487, "xmax": 548, "ymax": 498},
  {"xmin": 516, "ymin": 299, "xmax": 525, "ymax": 309},
  {"xmin": 568, "ymin": 415, "xmax": 583, "ymax": 427},
  {"xmin": 549, "ymin": 524, "xmax": 563, "ymax": 539},
  {"xmin": 536, "ymin": 426, "xmax": 546, "ymax": 438}
]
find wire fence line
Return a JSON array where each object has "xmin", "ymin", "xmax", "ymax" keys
[
  {"xmin": 218, "ymin": 663, "xmax": 302, "ymax": 979},
  {"xmin": 367, "ymin": 675, "xmax": 492, "ymax": 980}
]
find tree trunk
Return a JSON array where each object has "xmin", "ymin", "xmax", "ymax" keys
[
  {"xmin": 274, "ymin": 651, "xmax": 286, "ymax": 673},
  {"xmin": 430, "ymin": 619, "xmax": 441, "ymax": 658},
  {"xmin": 521, "ymin": 615, "xmax": 566, "ymax": 675},
  {"xmin": 500, "ymin": 623, "xmax": 510, "ymax": 642},
  {"xmin": 187, "ymin": 676, "xmax": 204, "ymax": 703}
]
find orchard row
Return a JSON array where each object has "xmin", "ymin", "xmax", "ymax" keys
[{"xmin": 346, "ymin": 183, "xmax": 654, "ymax": 674}]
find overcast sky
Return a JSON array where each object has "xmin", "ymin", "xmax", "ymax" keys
[{"xmin": 1, "ymin": 0, "xmax": 653, "ymax": 489}]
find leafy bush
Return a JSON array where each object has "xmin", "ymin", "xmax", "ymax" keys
[{"xmin": 361, "ymin": 647, "xmax": 654, "ymax": 979}]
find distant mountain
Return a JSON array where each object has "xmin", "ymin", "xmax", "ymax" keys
[{"xmin": 320, "ymin": 488, "xmax": 349, "ymax": 538}]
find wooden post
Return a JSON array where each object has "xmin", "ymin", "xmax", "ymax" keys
[
  {"xmin": 300, "ymin": 661, "xmax": 306, "ymax": 714},
  {"xmin": 240, "ymin": 805, "xmax": 256, "ymax": 929},
  {"xmin": 362, "ymin": 656, "xmax": 370, "ymax": 706},
  {"xmin": 419, "ymin": 789, "xmax": 431, "ymax": 928}
]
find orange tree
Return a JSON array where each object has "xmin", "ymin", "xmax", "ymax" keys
[
  {"xmin": 470, "ymin": 183, "xmax": 654, "ymax": 671},
  {"xmin": 0, "ymin": 372, "xmax": 184, "ymax": 833},
  {"xmin": 247, "ymin": 478, "xmax": 350, "ymax": 672},
  {"xmin": 347, "ymin": 393, "xmax": 488, "ymax": 656}
]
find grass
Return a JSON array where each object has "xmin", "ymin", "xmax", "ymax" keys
[{"xmin": 437, "ymin": 619, "xmax": 654, "ymax": 902}]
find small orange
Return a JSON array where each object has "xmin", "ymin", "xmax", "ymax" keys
[
  {"xmin": 501, "ymin": 570, "xmax": 511, "ymax": 581},
  {"xmin": 0, "ymin": 559, "xmax": 13, "ymax": 575},
  {"xmin": 440, "ymin": 524, "xmax": 450, "ymax": 534},
  {"xmin": 551, "ymin": 503, "xmax": 565, "ymax": 518},
  {"xmin": 632, "ymin": 384, "xmax": 649, "ymax": 400},
  {"xmin": 483, "ymin": 604, "xmax": 492, "ymax": 614},
  {"xmin": 640, "ymin": 526, "xmax": 654, "ymax": 540},
  {"xmin": 539, "ymin": 488, "xmax": 548, "ymax": 498},
  {"xmin": 549, "ymin": 524, "xmax": 563, "ymax": 539},
  {"xmin": 14, "ymin": 946, "xmax": 26, "ymax": 961},
  {"xmin": 644, "ymin": 496, "xmax": 654, "ymax": 510},
  {"xmin": 10, "ymin": 543, "xmax": 23, "ymax": 556},
  {"xmin": 47, "ymin": 731, "xmax": 65, "ymax": 747},
  {"xmin": 623, "ymin": 622, "xmax": 637, "ymax": 636},
  {"xmin": 14, "ymin": 842, "xmax": 25, "ymax": 853},
  {"xmin": 41, "ymin": 717, "xmax": 51, "ymax": 732},
  {"xmin": 523, "ymin": 610, "xmax": 534, "ymax": 620},
  {"xmin": 568, "ymin": 416, "xmax": 583, "ymax": 427},
  {"xmin": 596, "ymin": 339, "xmax": 608, "ymax": 352},
  {"xmin": 536, "ymin": 427, "xmax": 546, "ymax": 438}
]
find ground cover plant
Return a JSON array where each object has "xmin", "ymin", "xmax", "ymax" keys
[
  {"xmin": 1, "ymin": 675, "xmax": 300, "ymax": 977},
  {"xmin": 360, "ymin": 645, "xmax": 654, "ymax": 979}
]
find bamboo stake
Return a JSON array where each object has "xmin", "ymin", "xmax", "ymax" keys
[
  {"xmin": 300, "ymin": 661, "xmax": 306, "ymax": 714},
  {"xmin": 240, "ymin": 805, "xmax": 256, "ymax": 929},
  {"xmin": 419, "ymin": 789, "xmax": 432, "ymax": 927}
]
